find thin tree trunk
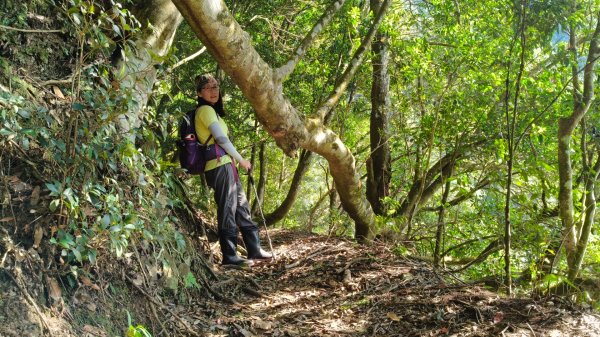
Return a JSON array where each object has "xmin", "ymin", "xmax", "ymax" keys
[
  {"xmin": 251, "ymin": 141, "xmax": 267, "ymax": 217},
  {"xmin": 366, "ymin": 0, "xmax": 391, "ymax": 215},
  {"xmin": 502, "ymin": 0, "xmax": 529, "ymax": 295},
  {"xmin": 558, "ymin": 15, "xmax": 600, "ymax": 280},
  {"xmin": 568, "ymin": 141, "xmax": 600, "ymax": 280},
  {"xmin": 264, "ymin": 150, "xmax": 313, "ymax": 225},
  {"xmin": 434, "ymin": 180, "xmax": 451, "ymax": 267}
]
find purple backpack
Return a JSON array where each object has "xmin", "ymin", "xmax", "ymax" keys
[{"xmin": 177, "ymin": 109, "xmax": 224, "ymax": 174}]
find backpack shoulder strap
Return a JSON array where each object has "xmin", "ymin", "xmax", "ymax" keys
[
  {"xmin": 195, "ymin": 106, "xmax": 217, "ymax": 146},
  {"xmin": 202, "ymin": 134, "xmax": 213, "ymax": 146}
]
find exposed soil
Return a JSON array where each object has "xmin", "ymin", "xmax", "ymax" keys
[{"xmin": 1, "ymin": 174, "xmax": 600, "ymax": 337}]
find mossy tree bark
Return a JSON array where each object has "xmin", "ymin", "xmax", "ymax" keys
[
  {"xmin": 557, "ymin": 15, "xmax": 600, "ymax": 281},
  {"xmin": 113, "ymin": 0, "xmax": 183, "ymax": 139}
]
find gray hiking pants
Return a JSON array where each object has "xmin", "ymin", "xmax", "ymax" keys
[{"xmin": 204, "ymin": 163, "xmax": 258, "ymax": 237}]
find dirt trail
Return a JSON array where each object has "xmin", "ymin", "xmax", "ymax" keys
[{"xmin": 202, "ymin": 230, "xmax": 600, "ymax": 337}]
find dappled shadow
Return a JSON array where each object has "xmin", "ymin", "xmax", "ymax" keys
[{"xmin": 200, "ymin": 229, "xmax": 600, "ymax": 337}]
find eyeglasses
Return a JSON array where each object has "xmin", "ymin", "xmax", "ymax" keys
[{"xmin": 202, "ymin": 85, "xmax": 220, "ymax": 91}]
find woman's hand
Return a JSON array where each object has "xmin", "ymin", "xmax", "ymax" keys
[{"xmin": 238, "ymin": 159, "xmax": 252, "ymax": 172}]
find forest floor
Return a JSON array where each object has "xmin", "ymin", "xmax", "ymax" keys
[
  {"xmin": 2, "ymin": 221, "xmax": 600, "ymax": 337},
  {"xmin": 1, "ymin": 172, "xmax": 600, "ymax": 337},
  {"xmin": 197, "ymin": 229, "xmax": 600, "ymax": 337}
]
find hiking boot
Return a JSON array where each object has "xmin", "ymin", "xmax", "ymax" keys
[
  {"xmin": 220, "ymin": 235, "xmax": 254, "ymax": 267},
  {"xmin": 241, "ymin": 228, "xmax": 273, "ymax": 260}
]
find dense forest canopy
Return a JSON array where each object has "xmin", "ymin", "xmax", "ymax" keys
[{"xmin": 1, "ymin": 0, "xmax": 600, "ymax": 327}]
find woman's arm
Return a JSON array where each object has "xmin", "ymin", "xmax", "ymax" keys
[{"xmin": 208, "ymin": 122, "xmax": 244, "ymax": 162}]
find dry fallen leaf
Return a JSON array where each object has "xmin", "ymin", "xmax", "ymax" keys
[
  {"xmin": 86, "ymin": 302, "xmax": 97, "ymax": 312},
  {"xmin": 493, "ymin": 311, "xmax": 505, "ymax": 324},
  {"xmin": 253, "ymin": 318, "xmax": 273, "ymax": 330},
  {"xmin": 132, "ymin": 274, "xmax": 144, "ymax": 286},
  {"xmin": 387, "ymin": 312, "xmax": 401, "ymax": 321},
  {"xmin": 33, "ymin": 224, "xmax": 43, "ymax": 249},
  {"xmin": 46, "ymin": 277, "xmax": 62, "ymax": 305},
  {"xmin": 343, "ymin": 269, "xmax": 352, "ymax": 283},
  {"xmin": 52, "ymin": 85, "xmax": 65, "ymax": 99},
  {"xmin": 80, "ymin": 275, "xmax": 101, "ymax": 291},
  {"xmin": 82, "ymin": 324, "xmax": 107, "ymax": 337},
  {"xmin": 30, "ymin": 186, "xmax": 40, "ymax": 206}
]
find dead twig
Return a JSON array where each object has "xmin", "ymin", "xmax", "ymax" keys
[
  {"xmin": 125, "ymin": 275, "xmax": 203, "ymax": 337},
  {"xmin": 195, "ymin": 271, "xmax": 237, "ymax": 305},
  {"xmin": 241, "ymin": 286, "xmax": 262, "ymax": 298},
  {"xmin": 285, "ymin": 243, "xmax": 346, "ymax": 270},
  {"xmin": 0, "ymin": 247, "xmax": 10, "ymax": 268},
  {"xmin": 0, "ymin": 156, "xmax": 19, "ymax": 234},
  {"xmin": 0, "ymin": 24, "xmax": 62, "ymax": 33},
  {"xmin": 150, "ymin": 302, "xmax": 167, "ymax": 336}
]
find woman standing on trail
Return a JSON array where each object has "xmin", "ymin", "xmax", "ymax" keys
[{"xmin": 194, "ymin": 73, "xmax": 272, "ymax": 267}]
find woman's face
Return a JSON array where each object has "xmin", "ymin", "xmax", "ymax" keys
[{"xmin": 198, "ymin": 78, "xmax": 220, "ymax": 104}]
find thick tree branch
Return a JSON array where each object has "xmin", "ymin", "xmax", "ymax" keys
[{"xmin": 421, "ymin": 178, "xmax": 490, "ymax": 212}]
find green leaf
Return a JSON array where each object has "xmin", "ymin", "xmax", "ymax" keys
[
  {"xmin": 17, "ymin": 109, "xmax": 30, "ymax": 118},
  {"xmin": 49, "ymin": 199, "xmax": 60, "ymax": 212},
  {"xmin": 72, "ymin": 103, "xmax": 85, "ymax": 110},
  {"xmin": 112, "ymin": 24, "xmax": 121, "ymax": 36},
  {"xmin": 72, "ymin": 247, "xmax": 83, "ymax": 262},
  {"xmin": 101, "ymin": 214, "xmax": 111, "ymax": 228},
  {"xmin": 46, "ymin": 182, "xmax": 61, "ymax": 195},
  {"xmin": 88, "ymin": 250, "xmax": 97, "ymax": 265},
  {"xmin": 72, "ymin": 13, "xmax": 81, "ymax": 25}
]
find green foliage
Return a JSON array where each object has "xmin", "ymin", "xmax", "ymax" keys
[
  {"xmin": 0, "ymin": 0, "xmax": 204, "ymax": 295},
  {"xmin": 126, "ymin": 311, "xmax": 152, "ymax": 337}
]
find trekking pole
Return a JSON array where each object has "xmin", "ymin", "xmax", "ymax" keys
[{"xmin": 248, "ymin": 170, "xmax": 276, "ymax": 260}]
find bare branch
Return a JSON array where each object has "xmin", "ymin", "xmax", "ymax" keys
[
  {"xmin": 275, "ymin": 0, "xmax": 348, "ymax": 82},
  {"xmin": 168, "ymin": 47, "xmax": 207, "ymax": 72},
  {"xmin": 0, "ymin": 24, "xmax": 61, "ymax": 33},
  {"xmin": 315, "ymin": 0, "xmax": 392, "ymax": 122}
]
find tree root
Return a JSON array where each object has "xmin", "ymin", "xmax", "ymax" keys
[
  {"xmin": 1, "ymin": 268, "xmax": 53, "ymax": 336},
  {"xmin": 125, "ymin": 275, "xmax": 204, "ymax": 337}
]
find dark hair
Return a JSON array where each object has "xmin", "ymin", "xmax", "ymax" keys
[{"xmin": 195, "ymin": 73, "xmax": 225, "ymax": 117}]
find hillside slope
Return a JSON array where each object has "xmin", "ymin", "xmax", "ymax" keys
[{"xmin": 1, "ymin": 179, "xmax": 599, "ymax": 337}]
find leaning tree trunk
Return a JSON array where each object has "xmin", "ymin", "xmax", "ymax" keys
[
  {"xmin": 366, "ymin": 0, "xmax": 392, "ymax": 216},
  {"xmin": 264, "ymin": 150, "xmax": 314, "ymax": 225},
  {"xmin": 558, "ymin": 17, "xmax": 600, "ymax": 281},
  {"xmin": 395, "ymin": 141, "xmax": 484, "ymax": 219},
  {"xmin": 570, "ymin": 150, "xmax": 600, "ymax": 280},
  {"xmin": 112, "ymin": 0, "xmax": 183, "ymax": 139},
  {"xmin": 171, "ymin": 0, "xmax": 391, "ymax": 241}
]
